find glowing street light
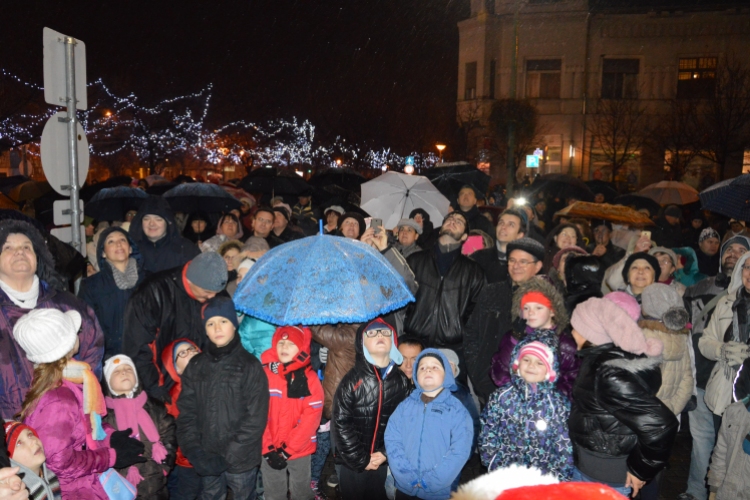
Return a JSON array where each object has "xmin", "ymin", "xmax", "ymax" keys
[
  {"xmin": 436, "ymin": 143, "xmax": 446, "ymax": 162},
  {"xmin": 404, "ymin": 164, "xmax": 414, "ymax": 175}
]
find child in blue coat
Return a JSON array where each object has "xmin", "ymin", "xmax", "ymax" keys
[{"xmin": 385, "ymin": 348, "xmax": 473, "ymax": 499}]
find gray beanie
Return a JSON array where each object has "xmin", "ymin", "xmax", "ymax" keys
[
  {"xmin": 506, "ymin": 237, "xmax": 546, "ymax": 263},
  {"xmin": 186, "ymin": 252, "xmax": 228, "ymax": 292},
  {"xmin": 396, "ymin": 218, "xmax": 422, "ymax": 235},
  {"xmin": 438, "ymin": 348, "xmax": 460, "ymax": 377},
  {"xmin": 640, "ymin": 283, "xmax": 689, "ymax": 331}
]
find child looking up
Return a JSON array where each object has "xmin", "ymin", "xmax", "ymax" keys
[
  {"xmin": 385, "ymin": 349, "xmax": 472, "ymax": 499},
  {"xmin": 260, "ymin": 326, "xmax": 324, "ymax": 500},
  {"xmin": 480, "ymin": 335, "xmax": 573, "ymax": 480},
  {"xmin": 4, "ymin": 421, "xmax": 61, "ymax": 500}
]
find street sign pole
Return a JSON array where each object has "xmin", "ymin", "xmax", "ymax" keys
[{"xmin": 63, "ymin": 36, "xmax": 82, "ymax": 253}]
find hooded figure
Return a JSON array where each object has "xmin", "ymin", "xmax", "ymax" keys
[
  {"xmin": 707, "ymin": 358, "xmax": 750, "ymax": 499},
  {"xmin": 182, "ymin": 213, "xmax": 215, "ymax": 245},
  {"xmin": 480, "ymin": 333, "xmax": 573, "ymax": 481},
  {"xmin": 129, "ymin": 196, "xmax": 200, "ymax": 274},
  {"xmin": 410, "ymin": 208, "xmax": 438, "ymax": 250},
  {"xmin": 384, "ymin": 349, "xmax": 473, "ymax": 499},
  {"xmin": 563, "ymin": 254, "xmax": 604, "ymax": 315},
  {"xmin": 79, "ymin": 227, "xmax": 145, "ymax": 360},
  {"xmin": 673, "ymin": 246, "xmax": 706, "ymax": 287}
]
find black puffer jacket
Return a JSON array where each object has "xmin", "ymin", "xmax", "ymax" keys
[
  {"xmin": 176, "ymin": 334, "xmax": 269, "ymax": 474},
  {"xmin": 331, "ymin": 320, "xmax": 410, "ymax": 473},
  {"xmin": 569, "ymin": 343, "xmax": 678, "ymax": 483},
  {"xmin": 404, "ymin": 246, "xmax": 485, "ymax": 349}
]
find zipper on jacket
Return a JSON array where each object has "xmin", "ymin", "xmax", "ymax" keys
[
  {"xmin": 417, "ymin": 401, "xmax": 428, "ymax": 477},
  {"xmin": 370, "ymin": 366, "xmax": 384, "ymax": 454}
]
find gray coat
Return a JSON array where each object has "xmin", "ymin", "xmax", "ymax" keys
[{"xmin": 708, "ymin": 401, "xmax": 750, "ymax": 499}]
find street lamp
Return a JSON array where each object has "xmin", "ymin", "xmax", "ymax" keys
[
  {"xmin": 404, "ymin": 164, "xmax": 414, "ymax": 175},
  {"xmin": 436, "ymin": 144, "xmax": 446, "ymax": 163}
]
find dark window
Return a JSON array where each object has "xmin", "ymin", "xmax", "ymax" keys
[
  {"xmin": 526, "ymin": 59, "xmax": 561, "ymax": 99},
  {"xmin": 465, "ymin": 62, "xmax": 477, "ymax": 100},
  {"xmin": 601, "ymin": 59, "xmax": 639, "ymax": 99},
  {"xmin": 677, "ymin": 57, "xmax": 717, "ymax": 99},
  {"xmin": 489, "ymin": 60, "xmax": 496, "ymax": 99}
]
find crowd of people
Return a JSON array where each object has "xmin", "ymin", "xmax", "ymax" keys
[{"xmin": 0, "ymin": 179, "xmax": 749, "ymax": 500}]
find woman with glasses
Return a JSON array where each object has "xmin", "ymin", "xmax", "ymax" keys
[{"xmin": 332, "ymin": 318, "xmax": 410, "ymax": 500}]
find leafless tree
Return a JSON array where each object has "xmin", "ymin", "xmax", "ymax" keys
[
  {"xmin": 488, "ymin": 99, "xmax": 543, "ymax": 192},
  {"xmin": 647, "ymin": 99, "xmax": 700, "ymax": 181},
  {"xmin": 588, "ymin": 98, "xmax": 648, "ymax": 182}
]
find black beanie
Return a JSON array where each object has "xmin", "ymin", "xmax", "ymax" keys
[
  {"xmin": 338, "ymin": 212, "xmax": 366, "ymax": 238},
  {"xmin": 621, "ymin": 252, "xmax": 661, "ymax": 285},
  {"xmin": 201, "ymin": 296, "xmax": 239, "ymax": 329}
]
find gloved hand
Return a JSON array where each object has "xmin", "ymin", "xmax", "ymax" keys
[
  {"xmin": 319, "ymin": 347, "xmax": 328, "ymax": 364},
  {"xmin": 721, "ymin": 342, "xmax": 750, "ymax": 366},
  {"xmin": 263, "ymin": 450, "xmax": 287, "ymax": 470},
  {"xmin": 111, "ymin": 428, "xmax": 147, "ymax": 469},
  {"xmin": 269, "ymin": 362, "xmax": 280, "ymax": 374},
  {"xmin": 190, "ymin": 450, "xmax": 228, "ymax": 477},
  {"xmin": 277, "ymin": 444, "xmax": 291, "ymax": 461}
]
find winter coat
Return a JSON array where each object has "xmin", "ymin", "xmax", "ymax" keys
[
  {"xmin": 708, "ymin": 401, "xmax": 750, "ymax": 499},
  {"xmin": 673, "ymin": 247, "xmax": 706, "ymax": 287},
  {"xmin": 102, "ymin": 389, "xmax": 177, "ymax": 499},
  {"xmin": 10, "ymin": 459, "xmax": 61, "ymax": 500},
  {"xmin": 238, "ymin": 315, "xmax": 277, "ymax": 360},
  {"xmin": 385, "ymin": 349, "xmax": 472, "ymax": 499},
  {"xmin": 480, "ymin": 333, "xmax": 573, "ymax": 481},
  {"xmin": 311, "ymin": 323, "xmax": 359, "ymax": 420},
  {"xmin": 694, "ymin": 246, "xmax": 720, "ymax": 277},
  {"xmin": 0, "ymin": 283, "xmax": 104, "ymax": 419},
  {"xmin": 700, "ymin": 252, "xmax": 750, "ymax": 416},
  {"xmin": 331, "ymin": 321, "xmax": 411, "ymax": 473},
  {"xmin": 596, "ymin": 241, "xmax": 626, "ymax": 272},
  {"xmin": 639, "ymin": 319, "xmax": 694, "ymax": 414},
  {"xmin": 469, "ymin": 246, "xmax": 508, "ymax": 285},
  {"xmin": 404, "ymin": 245, "xmax": 485, "ymax": 349},
  {"xmin": 25, "ymin": 380, "xmax": 115, "ymax": 499},
  {"xmin": 395, "ymin": 242, "xmax": 422, "ymax": 259},
  {"xmin": 652, "ymin": 216, "xmax": 683, "ymax": 249},
  {"xmin": 464, "ymin": 279, "xmax": 513, "ymax": 402},
  {"xmin": 456, "ymin": 206, "xmax": 495, "ymax": 242},
  {"xmin": 260, "ymin": 332, "xmax": 324, "ymax": 459},
  {"xmin": 122, "ymin": 265, "xmax": 210, "ymax": 400},
  {"xmin": 79, "ymin": 227, "xmax": 146, "ymax": 360},
  {"xmin": 128, "ymin": 196, "xmax": 200, "ymax": 275},
  {"xmin": 176, "ymin": 334, "xmax": 269, "ymax": 474},
  {"xmin": 569, "ymin": 343, "xmax": 678, "ymax": 483},
  {"xmin": 452, "ymin": 382, "xmax": 480, "ymax": 451}
]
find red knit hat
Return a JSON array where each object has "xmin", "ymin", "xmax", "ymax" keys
[
  {"xmin": 3, "ymin": 421, "xmax": 39, "ymax": 458},
  {"xmin": 511, "ymin": 341, "xmax": 557, "ymax": 382},
  {"xmin": 272, "ymin": 325, "xmax": 311, "ymax": 355},
  {"xmin": 520, "ymin": 291, "xmax": 552, "ymax": 310}
]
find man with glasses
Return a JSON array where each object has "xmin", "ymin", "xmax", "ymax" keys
[
  {"xmin": 471, "ymin": 208, "xmax": 528, "ymax": 284},
  {"xmin": 404, "ymin": 212, "xmax": 485, "ymax": 384},
  {"xmin": 465, "ymin": 237, "xmax": 545, "ymax": 403},
  {"xmin": 681, "ymin": 235, "xmax": 750, "ymax": 500},
  {"xmin": 251, "ymin": 207, "xmax": 283, "ymax": 248}
]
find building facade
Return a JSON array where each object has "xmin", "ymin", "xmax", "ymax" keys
[{"xmin": 457, "ymin": 0, "xmax": 750, "ymax": 187}]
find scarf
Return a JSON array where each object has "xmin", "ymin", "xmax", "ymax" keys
[
  {"xmin": 285, "ymin": 368, "xmax": 312, "ymax": 399},
  {"xmin": 0, "ymin": 275, "xmax": 40, "ymax": 309},
  {"xmin": 108, "ymin": 258, "xmax": 139, "ymax": 290},
  {"xmin": 62, "ymin": 360, "xmax": 107, "ymax": 442},
  {"xmin": 105, "ymin": 391, "xmax": 168, "ymax": 486}
]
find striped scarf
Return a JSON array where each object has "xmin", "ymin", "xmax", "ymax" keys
[
  {"xmin": 62, "ymin": 360, "xmax": 107, "ymax": 441},
  {"xmin": 11, "ymin": 460, "xmax": 61, "ymax": 500}
]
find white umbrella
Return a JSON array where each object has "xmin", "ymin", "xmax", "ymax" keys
[
  {"xmin": 360, "ymin": 172, "xmax": 450, "ymax": 229},
  {"xmin": 637, "ymin": 181, "xmax": 699, "ymax": 205}
]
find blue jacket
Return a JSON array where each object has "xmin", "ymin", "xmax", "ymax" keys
[
  {"xmin": 79, "ymin": 227, "xmax": 145, "ymax": 359},
  {"xmin": 385, "ymin": 349, "xmax": 473, "ymax": 499},
  {"xmin": 238, "ymin": 315, "xmax": 277, "ymax": 360}
]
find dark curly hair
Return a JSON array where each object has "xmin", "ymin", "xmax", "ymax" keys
[{"xmin": 0, "ymin": 220, "xmax": 66, "ymax": 291}]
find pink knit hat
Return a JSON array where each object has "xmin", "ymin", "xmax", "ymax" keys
[
  {"xmin": 571, "ymin": 297, "xmax": 663, "ymax": 357},
  {"xmin": 603, "ymin": 291, "xmax": 641, "ymax": 322},
  {"xmin": 512, "ymin": 341, "xmax": 557, "ymax": 382}
]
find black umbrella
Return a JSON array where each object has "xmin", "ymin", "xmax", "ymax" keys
[
  {"xmin": 585, "ymin": 180, "xmax": 619, "ymax": 202},
  {"xmin": 79, "ymin": 176, "xmax": 134, "ymax": 202},
  {"xmin": 239, "ymin": 169, "xmax": 310, "ymax": 196},
  {"xmin": 308, "ymin": 169, "xmax": 366, "ymax": 193},
  {"xmin": 172, "ymin": 174, "xmax": 196, "ymax": 184},
  {"xmin": 84, "ymin": 187, "xmax": 148, "ymax": 221},
  {"xmin": 423, "ymin": 163, "xmax": 491, "ymax": 202},
  {"xmin": 163, "ymin": 182, "xmax": 242, "ymax": 213},
  {"xmin": 529, "ymin": 174, "xmax": 594, "ymax": 202},
  {"xmin": 0, "ymin": 175, "xmax": 31, "ymax": 196},
  {"xmin": 700, "ymin": 175, "xmax": 750, "ymax": 220},
  {"xmin": 612, "ymin": 194, "xmax": 662, "ymax": 217}
]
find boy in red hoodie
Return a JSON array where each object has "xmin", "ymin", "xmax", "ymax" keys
[{"xmin": 261, "ymin": 326, "xmax": 324, "ymax": 500}]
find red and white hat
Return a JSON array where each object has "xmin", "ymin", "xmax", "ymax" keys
[{"xmin": 511, "ymin": 341, "xmax": 556, "ymax": 382}]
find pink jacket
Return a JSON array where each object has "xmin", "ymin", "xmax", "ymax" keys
[{"xmin": 25, "ymin": 380, "xmax": 115, "ymax": 499}]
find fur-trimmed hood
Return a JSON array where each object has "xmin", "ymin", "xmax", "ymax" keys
[
  {"xmin": 511, "ymin": 276, "xmax": 569, "ymax": 330},
  {"xmin": 638, "ymin": 318, "xmax": 688, "ymax": 335},
  {"xmin": 602, "ymin": 353, "xmax": 663, "ymax": 373}
]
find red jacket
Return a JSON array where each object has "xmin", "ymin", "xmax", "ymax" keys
[{"xmin": 261, "ymin": 327, "xmax": 324, "ymax": 459}]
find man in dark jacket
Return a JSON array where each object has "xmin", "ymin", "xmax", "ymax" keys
[
  {"xmin": 682, "ymin": 235, "xmax": 750, "ymax": 500},
  {"xmin": 404, "ymin": 212, "xmax": 485, "ymax": 382},
  {"xmin": 590, "ymin": 219, "xmax": 625, "ymax": 270},
  {"xmin": 652, "ymin": 205, "xmax": 683, "ymax": 249},
  {"xmin": 79, "ymin": 227, "xmax": 145, "ymax": 360},
  {"xmin": 251, "ymin": 207, "xmax": 284, "ymax": 248},
  {"xmin": 455, "ymin": 185, "xmax": 495, "ymax": 241},
  {"xmin": 123, "ymin": 252, "xmax": 228, "ymax": 403},
  {"xmin": 271, "ymin": 206, "xmax": 303, "ymax": 243},
  {"xmin": 129, "ymin": 196, "xmax": 200, "ymax": 274},
  {"xmin": 470, "ymin": 207, "xmax": 528, "ymax": 284}
]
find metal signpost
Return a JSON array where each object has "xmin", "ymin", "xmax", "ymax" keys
[{"xmin": 42, "ymin": 28, "xmax": 88, "ymax": 253}]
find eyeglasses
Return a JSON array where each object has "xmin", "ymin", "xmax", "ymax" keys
[
  {"xmin": 508, "ymin": 258, "xmax": 537, "ymax": 267},
  {"xmin": 364, "ymin": 328, "xmax": 392, "ymax": 338},
  {"xmin": 176, "ymin": 346, "xmax": 199, "ymax": 358},
  {"xmin": 742, "ymin": 265, "xmax": 750, "ymax": 271},
  {"xmin": 444, "ymin": 215, "xmax": 466, "ymax": 227}
]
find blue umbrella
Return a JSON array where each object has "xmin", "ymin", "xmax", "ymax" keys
[
  {"xmin": 233, "ymin": 234, "xmax": 415, "ymax": 325},
  {"xmin": 700, "ymin": 174, "xmax": 750, "ymax": 220},
  {"xmin": 163, "ymin": 182, "xmax": 241, "ymax": 213}
]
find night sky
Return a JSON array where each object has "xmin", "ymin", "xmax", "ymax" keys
[{"xmin": 2, "ymin": 1, "xmax": 469, "ymax": 154}]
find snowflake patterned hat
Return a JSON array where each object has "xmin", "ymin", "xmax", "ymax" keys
[{"xmin": 512, "ymin": 341, "xmax": 556, "ymax": 382}]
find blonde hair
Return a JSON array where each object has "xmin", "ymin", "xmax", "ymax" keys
[{"xmin": 18, "ymin": 358, "xmax": 67, "ymax": 420}]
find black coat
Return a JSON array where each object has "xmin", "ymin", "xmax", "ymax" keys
[
  {"xmin": 404, "ymin": 246, "xmax": 485, "ymax": 349},
  {"xmin": 176, "ymin": 334, "xmax": 269, "ymax": 474},
  {"xmin": 122, "ymin": 266, "xmax": 212, "ymax": 400},
  {"xmin": 457, "ymin": 206, "xmax": 495, "ymax": 241},
  {"xmin": 596, "ymin": 241, "xmax": 626, "ymax": 272},
  {"xmin": 569, "ymin": 344, "xmax": 678, "ymax": 482},
  {"xmin": 652, "ymin": 216, "xmax": 683, "ymax": 250},
  {"xmin": 129, "ymin": 196, "xmax": 200, "ymax": 275},
  {"xmin": 78, "ymin": 227, "xmax": 145, "ymax": 360},
  {"xmin": 470, "ymin": 246, "xmax": 508, "ymax": 284},
  {"xmin": 331, "ymin": 322, "xmax": 410, "ymax": 472}
]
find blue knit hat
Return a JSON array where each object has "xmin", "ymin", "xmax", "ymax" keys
[{"xmin": 201, "ymin": 296, "xmax": 239, "ymax": 329}]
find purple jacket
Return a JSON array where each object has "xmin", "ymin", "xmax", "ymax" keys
[
  {"xmin": 0, "ymin": 281, "xmax": 104, "ymax": 419},
  {"xmin": 25, "ymin": 380, "xmax": 115, "ymax": 499},
  {"xmin": 490, "ymin": 327, "xmax": 580, "ymax": 399}
]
